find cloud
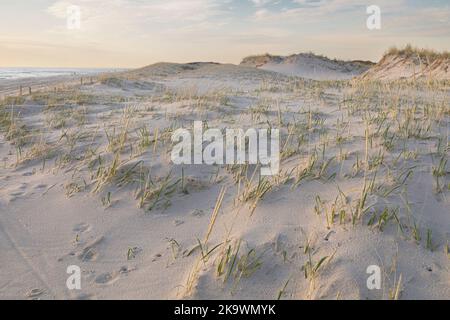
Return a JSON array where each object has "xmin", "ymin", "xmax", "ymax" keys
[
  {"xmin": 384, "ymin": 6, "xmax": 450, "ymax": 37},
  {"xmin": 249, "ymin": 0, "xmax": 280, "ymax": 6},
  {"xmin": 46, "ymin": 0, "xmax": 227, "ymax": 26},
  {"xmin": 6, "ymin": 0, "xmax": 449, "ymax": 66},
  {"xmin": 292, "ymin": 0, "xmax": 329, "ymax": 7},
  {"xmin": 254, "ymin": 8, "xmax": 270, "ymax": 19},
  {"xmin": 249, "ymin": 0, "xmax": 408, "ymax": 22},
  {"xmin": 46, "ymin": 0, "xmax": 72, "ymax": 18}
]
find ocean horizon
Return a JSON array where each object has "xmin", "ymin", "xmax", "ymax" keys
[{"xmin": 0, "ymin": 67, "xmax": 126, "ymax": 81}]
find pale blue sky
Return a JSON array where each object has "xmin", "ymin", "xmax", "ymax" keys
[{"xmin": 1, "ymin": 0, "xmax": 449, "ymax": 67}]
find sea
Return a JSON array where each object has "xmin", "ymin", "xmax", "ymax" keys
[{"xmin": 0, "ymin": 67, "xmax": 125, "ymax": 81}]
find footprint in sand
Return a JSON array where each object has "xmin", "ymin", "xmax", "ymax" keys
[
  {"xmin": 74, "ymin": 293, "xmax": 96, "ymax": 300},
  {"xmin": 152, "ymin": 253, "xmax": 162, "ymax": 262},
  {"xmin": 95, "ymin": 266, "xmax": 135, "ymax": 286},
  {"xmin": 173, "ymin": 219, "xmax": 184, "ymax": 226},
  {"xmin": 78, "ymin": 236, "xmax": 104, "ymax": 262},
  {"xmin": 9, "ymin": 191, "xmax": 24, "ymax": 197},
  {"xmin": 34, "ymin": 184, "xmax": 47, "ymax": 190},
  {"xmin": 26, "ymin": 288, "xmax": 45, "ymax": 299},
  {"xmin": 7, "ymin": 184, "xmax": 29, "ymax": 202},
  {"xmin": 72, "ymin": 223, "xmax": 93, "ymax": 247},
  {"xmin": 73, "ymin": 222, "xmax": 91, "ymax": 234},
  {"xmin": 59, "ymin": 235, "xmax": 102, "ymax": 262},
  {"xmin": 95, "ymin": 272, "xmax": 119, "ymax": 285},
  {"xmin": 8, "ymin": 193, "xmax": 24, "ymax": 203},
  {"xmin": 119, "ymin": 265, "xmax": 135, "ymax": 274},
  {"xmin": 190, "ymin": 209, "xmax": 205, "ymax": 217}
]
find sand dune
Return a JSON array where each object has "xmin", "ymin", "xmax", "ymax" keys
[
  {"xmin": 0, "ymin": 54, "xmax": 449, "ymax": 300},
  {"xmin": 362, "ymin": 47, "xmax": 450, "ymax": 81},
  {"xmin": 240, "ymin": 53, "xmax": 374, "ymax": 80}
]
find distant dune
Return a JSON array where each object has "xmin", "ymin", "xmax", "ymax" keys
[
  {"xmin": 361, "ymin": 45, "xmax": 450, "ymax": 81},
  {"xmin": 240, "ymin": 53, "xmax": 374, "ymax": 80},
  {"xmin": 129, "ymin": 62, "xmax": 221, "ymax": 78}
]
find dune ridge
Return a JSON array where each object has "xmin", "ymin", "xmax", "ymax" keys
[
  {"xmin": 240, "ymin": 53, "xmax": 374, "ymax": 80},
  {"xmin": 361, "ymin": 45, "xmax": 450, "ymax": 81}
]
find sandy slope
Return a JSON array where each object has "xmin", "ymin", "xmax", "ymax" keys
[
  {"xmin": 240, "ymin": 53, "xmax": 374, "ymax": 80},
  {"xmin": 0, "ymin": 63, "xmax": 449, "ymax": 300},
  {"xmin": 362, "ymin": 53, "xmax": 450, "ymax": 81},
  {"xmin": 0, "ymin": 75, "xmax": 98, "ymax": 100}
]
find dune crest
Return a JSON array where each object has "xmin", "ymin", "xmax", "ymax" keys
[
  {"xmin": 240, "ymin": 53, "xmax": 374, "ymax": 80},
  {"xmin": 361, "ymin": 45, "xmax": 450, "ymax": 81}
]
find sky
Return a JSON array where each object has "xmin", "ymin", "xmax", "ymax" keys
[{"xmin": 0, "ymin": 0, "xmax": 449, "ymax": 68}]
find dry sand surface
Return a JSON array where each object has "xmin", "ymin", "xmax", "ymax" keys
[
  {"xmin": 0, "ymin": 75, "xmax": 93, "ymax": 100},
  {"xmin": 240, "ymin": 53, "xmax": 374, "ymax": 80},
  {"xmin": 362, "ymin": 51, "xmax": 450, "ymax": 81},
  {"xmin": 0, "ymin": 62, "xmax": 449, "ymax": 300}
]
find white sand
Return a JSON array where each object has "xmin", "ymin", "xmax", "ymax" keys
[
  {"xmin": 240, "ymin": 53, "xmax": 373, "ymax": 80},
  {"xmin": 0, "ymin": 75, "xmax": 93, "ymax": 100},
  {"xmin": 362, "ymin": 54, "xmax": 450, "ymax": 81},
  {"xmin": 0, "ymin": 62, "xmax": 449, "ymax": 300}
]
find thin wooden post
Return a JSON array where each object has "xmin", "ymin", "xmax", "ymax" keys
[
  {"xmin": 28, "ymin": 87, "xmax": 32, "ymax": 95},
  {"xmin": 19, "ymin": 85, "xmax": 23, "ymax": 96}
]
